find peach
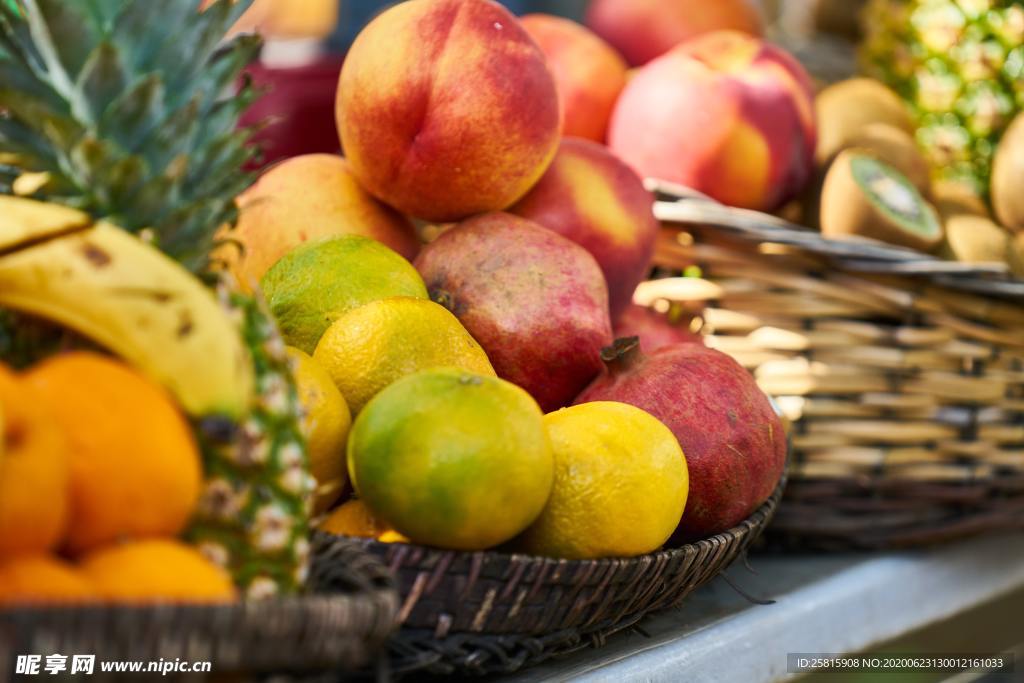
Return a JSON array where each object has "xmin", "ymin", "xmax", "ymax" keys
[
  {"xmin": 520, "ymin": 14, "xmax": 628, "ymax": 142},
  {"xmin": 608, "ymin": 31, "xmax": 816, "ymax": 212},
  {"xmin": 585, "ymin": 0, "xmax": 763, "ymax": 66},
  {"xmin": 217, "ymin": 154, "xmax": 419, "ymax": 292},
  {"xmin": 510, "ymin": 138, "xmax": 658, "ymax": 320},
  {"xmin": 336, "ymin": 0, "xmax": 561, "ymax": 222}
]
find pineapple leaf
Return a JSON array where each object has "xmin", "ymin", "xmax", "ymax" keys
[
  {"xmin": 76, "ymin": 42, "xmax": 127, "ymax": 122},
  {"xmin": 97, "ymin": 72, "xmax": 164, "ymax": 149}
]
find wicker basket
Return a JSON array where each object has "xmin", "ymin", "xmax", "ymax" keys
[
  {"xmin": 1, "ymin": 538, "xmax": 398, "ymax": 679},
  {"xmin": 647, "ymin": 181, "xmax": 1024, "ymax": 550},
  {"xmin": 312, "ymin": 478, "xmax": 783, "ymax": 677}
]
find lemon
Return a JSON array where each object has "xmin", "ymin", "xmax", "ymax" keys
[
  {"xmin": 261, "ymin": 236, "xmax": 427, "ymax": 353},
  {"xmin": 348, "ymin": 368, "xmax": 553, "ymax": 551},
  {"xmin": 313, "ymin": 297, "xmax": 494, "ymax": 414},
  {"xmin": 286, "ymin": 347, "xmax": 351, "ymax": 512},
  {"xmin": 515, "ymin": 401, "xmax": 689, "ymax": 560}
]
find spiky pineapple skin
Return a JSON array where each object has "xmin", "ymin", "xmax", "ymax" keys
[
  {"xmin": 0, "ymin": 1, "xmax": 313, "ymax": 596},
  {"xmin": 862, "ymin": 0, "xmax": 1024, "ymax": 195}
]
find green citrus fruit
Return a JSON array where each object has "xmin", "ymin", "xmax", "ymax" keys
[
  {"xmin": 261, "ymin": 236, "xmax": 427, "ymax": 353},
  {"xmin": 313, "ymin": 297, "xmax": 494, "ymax": 414},
  {"xmin": 514, "ymin": 401, "xmax": 689, "ymax": 559},
  {"xmin": 348, "ymin": 368, "xmax": 553, "ymax": 550}
]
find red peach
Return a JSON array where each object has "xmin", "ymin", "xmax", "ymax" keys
[
  {"xmin": 336, "ymin": 0, "xmax": 561, "ymax": 222},
  {"xmin": 609, "ymin": 31, "xmax": 816, "ymax": 212},
  {"xmin": 216, "ymin": 154, "xmax": 419, "ymax": 292},
  {"xmin": 585, "ymin": 0, "xmax": 763, "ymax": 67},
  {"xmin": 510, "ymin": 138, "xmax": 658, "ymax": 320},
  {"xmin": 520, "ymin": 14, "xmax": 628, "ymax": 142}
]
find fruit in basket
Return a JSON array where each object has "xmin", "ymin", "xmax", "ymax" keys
[
  {"xmin": 608, "ymin": 32, "xmax": 816, "ymax": 212},
  {"xmin": 0, "ymin": 556, "xmax": 97, "ymax": 606},
  {"xmin": 0, "ymin": 0, "xmax": 313, "ymax": 596},
  {"xmin": 942, "ymin": 214, "xmax": 1013, "ymax": 264},
  {"xmin": 348, "ymin": 369, "xmax": 553, "ymax": 551},
  {"xmin": 80, "ymin": 539, "xmax": 237, "ymax": 604},
  {"xmin": 510, "ymin": 138, "xmax": 659, "ymax": 320},
  {"xmin": 614, "ymin": 304, "xmax": 702, "ymax": 351},
  {"xmin": 820, "ymin": 150, "xmax": 944, "ymax": 252},
  {"xmin": 216, "ymin": 155, "xmax": 420, "ymax": 292},
  {"xmin": 335, "ymin": 0, "xmax": 560, "ymax": 222},
  {"xmin": 314, "ymin": 298, "xmax": 495, "ymax": 415},
  {"xmin": 520, "ymin": 14, "xmax": 628, "ymax": 142},
  {"xmin": 933, "ymin": 179, "xmax": 993, "ymax": 219},
  {"xmin": 25, "ymin": 353, "xmax": 202, "ymax": 554},
  {"xmin": 414, "ymin": 213, "xmax": 613, "ymax": 412},
  {"xmin": 585, "ymin": 0, "xmax": 763, "ymax": 66},
  {"xmin": 287, "ymin": 348, "xmax": 351, "ymax": 513},
  {"xmin": 861, "ymin": 0, "xmax": 1024, "ymax": 196},
  {"xmin": 842, "ymin": 124, "xmax": 932, "ymax": 196},
  {"xmin": 261, "ymin": 236, "xmax": 428, "ymax": 354},
  {"xmin": 514, "ymin": 402, "xmax": 688, "ymax": 560},
  {"xmin": 0, "ymin": 366, "xmax": 69, "ymax": 558},
  {"xmin": 576, "ymin": 339, "xmax": 786, "ymax": 541},
  {"xmin": 0, "ymin": 209, "xmax": 255, "ymax": 419},
  {"xmin": 319, "ymin": 499, "xmax": 397, "ymax": 540},
  {"xmin": 992, "ymin": 113, "xmax": 1024, "ymax": 232},
  {"xmin": 814, "ymin": 79, "xmax": 915, "ymax": 166}
]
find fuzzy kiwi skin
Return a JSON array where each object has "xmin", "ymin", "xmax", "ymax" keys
[
  {"xmin": 820, "ymin": 150, "xmax": 943, "ymax": 252},
  {"xmin": 941, "ymin": 214, "xmax": 1011, "ymax": 264},
  {"xmin": 992, "ymin": 113, "xmax": 1024, "ymax": 232},
  {"xmin": 933, "ymin": 179, "xmax": 991, "ymax": 220},
  {"xmin": 815, "ymin": 79, "xmax": 915, "ymax": 166},
  {"xmin": 842, "ymin": 124, "xmax": 931, "ymax": 197}
]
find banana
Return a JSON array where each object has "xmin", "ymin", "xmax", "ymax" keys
[
  {"xmin": 0, "ymin": 198, "xmax": 92, "ymax": 250},
  {"xmin": 0, "ymin": 198, "xmax": 254, "ymax": 418}
]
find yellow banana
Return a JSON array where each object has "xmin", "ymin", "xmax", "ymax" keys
[{"xmin": 0, "ymin": 199, "xmax": 254, "ymax": 419}]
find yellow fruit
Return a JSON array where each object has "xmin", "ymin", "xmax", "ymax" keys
[
  {"xmin": 286, "ymin": 347, "xmax": 351, "ymax": 512},
  {"xmin": 348, "ymin": 368, "xmax": 553, "ymax": 551},
  {"xmin": 313, "ymin": 297, "xmax": 495, "ymax": 414},
  {"xmin": 0, "ymin": 364, "xmax": 70, "ymax": 558},
  {"xmin": 319, "ymin": 499, "xmax": 390, "ymax": 538},
  {"xmin": 515, "ymin": 402, "xmax": 689, "ymax": 560},
  {"xmin": 81, "ymin": 539, "xmax": 237, "ymax": 604},
  {"xmin": 0, "ymin": 555, "xmax": 97, "ymax": 606},
  {"xmin": 24, "ymin": 353, "xmax": 202, "ymax": 555},
  {"xmin": 261, "ymin": 235, "xmax": 428, "ymax": 354}
]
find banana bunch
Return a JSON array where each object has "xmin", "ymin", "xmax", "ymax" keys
[{"xmin": 0, "ymin": 196, "xmax": 254, "ymax": 419}]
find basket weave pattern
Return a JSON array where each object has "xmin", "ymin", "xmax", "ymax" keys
[
  {"xmin": 650, "ymin": 194, "xmax": 1024, "ymax": 549},
  {"xmin": 313, "ymin": 479, "xmax": 782, "ymax": 676}
]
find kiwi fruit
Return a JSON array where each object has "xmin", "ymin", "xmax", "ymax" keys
[
  {"xmin": 932, "ymin": 179, "xmax": 991, "ymax": 220},
  {"xmin": 1007, "ymin": 232, "xmax": 1024, "ymax": 277},
  {"xmin": 941, "ymin": 214, "xmax": 1011, "ymax": 264},
  {"xmin": 820, "ymin": 150, "xmax": 943, "ymax": 252},
  {"xmin": 815, "ymin": 78, "xmax": 915, "ymax": 166},
  {"xmin": 842, "ymin": 124, "xmax": 931, "ymax": 197},
  {"xmin": 992, "ymin": 112, "xmax": 1024, "ymax": 232}
]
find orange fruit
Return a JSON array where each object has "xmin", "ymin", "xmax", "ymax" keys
[
  {"xmin": 24, "ymin": 353, "xmax": 202, "ymax": 554},
  {"xmin": 0, "ymin": 555, "xmax": 97, "ymax": 606},
  {"xmin": 319, "ymin": 499, "xmax": 391, "ymax": 538},
  {"xmin": 80, "ymin": 539, "xmax": 237, "ymax": 604},
  {"xmin": 0, "ymin": 364, "xmax": 70, "ymax": 557}
]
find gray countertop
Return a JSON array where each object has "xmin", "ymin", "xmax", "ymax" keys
[{"xmin": 496, "ymin": 534, "xmax": 1024, "ymax": 682}]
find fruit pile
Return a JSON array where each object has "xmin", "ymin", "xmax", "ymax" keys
[{"xmin": 209, "ymin": 0, "xmax": 788, "ymax": 559}]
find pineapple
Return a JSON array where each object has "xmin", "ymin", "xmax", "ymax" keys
[
  {"xmin": 861, "ymin": 0, "xmax": 1024, "ymax": 196},
  {"xmin": 0, "ymin": 0, "xmax": 313, "ymax": 597}
]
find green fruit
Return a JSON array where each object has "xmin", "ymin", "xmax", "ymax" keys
[
  {"xmin": 261, "ymin": 236, "xmax": 428, "ymax": 354},
  {"xmin": 821, "ymin": 151, "xmax": 944, "ymax": 252},
  {"xmin": 348, "ymin": 368, "xmax": 554, "ymax": 551}
]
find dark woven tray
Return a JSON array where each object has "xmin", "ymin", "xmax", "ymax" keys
[
  {"xmin": 312, "ymin": 478, "xmax": 783, "ymax": 677},
  {"xmin": 0, "ymin": 538, "xmax": 398, "ymax": 679},
  {"xmin": 648, "ymin": 181, "xmax": 1024, "ymax": 551}
]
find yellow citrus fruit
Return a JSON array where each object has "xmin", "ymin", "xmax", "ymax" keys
[
  {"xmin": 319, "ymin": 498, "xmax": 390, "ymax": 538},
  {"xmin": 313, "ymin": 297, "xmax": 495, "ymax": 414},
  {"xmin": 0, "ymin": 555, "xmax": 97, "ymax": 606},
  {"xmin": 261, "ymin": 235, "xmax": 428, "ymax": 354},
  {"xmin": 24, "ymin": 353, "xmax": 202, "ymax": 555},
  {"xmin": 348, "ymin": 368, "xmax": 553, "ymax": 551},
  {"xmin": 0, "ymin": 363, "xmax": 69, "ymax": 558},
  {"xmin": 286, "ymin": 347, "xmax": 351, "ymax": 512},
  {"xmin": 515, "ymin": 402, "xmax": 689, "ymax": 560},
  {"xmin": 80, "ymin": 539, "xmax": 237, "ymax": 604}
]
